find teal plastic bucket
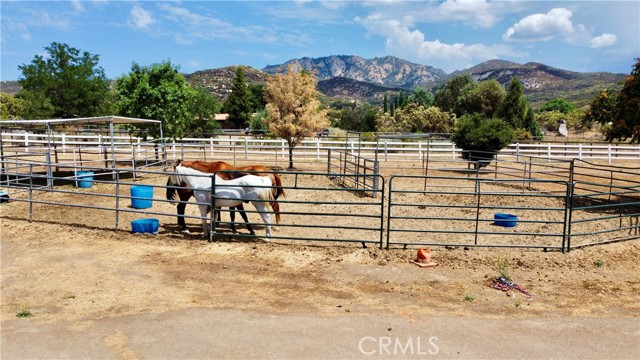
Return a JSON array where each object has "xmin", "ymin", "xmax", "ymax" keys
[
  {"xmin": 130, "ymin": 185, "xmax": 153, "ymax": 209},
  {"xmin": 131, "ymin": 218, "xmax": 159, "ymax": 234},
  {"xmin": 494, "ymin": 213, "xmax": 518, "ymax": 227},
  {"xmin": 76, "ymin": 171, "xmax": 94, "ymax": 188}
]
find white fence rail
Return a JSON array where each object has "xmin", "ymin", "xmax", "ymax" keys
[{"xmin": 2, "ymin": 132, "xmax": 640, "ymax": 164}]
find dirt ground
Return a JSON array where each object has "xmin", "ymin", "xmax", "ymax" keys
[{"xmin": 1, "ymin": 164, "xmax": 639, "ymax": 358}]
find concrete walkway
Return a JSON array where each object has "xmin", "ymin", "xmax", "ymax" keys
[{"xmin": 2, "ymin": 309, "xmax": 639, "ymax": 359}]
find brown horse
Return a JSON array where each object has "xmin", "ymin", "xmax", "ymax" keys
[{"xmin": 166, "ymin": 160, "xmax": 285, "ymax": 233}]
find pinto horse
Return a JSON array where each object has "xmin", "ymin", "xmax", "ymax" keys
[
  {"xmin": 166, "ymin": 160, "xmax": 284, "ymax": 233},
  {"xmin": 170, "ymin": 163, "xmax": 275, "ymax": 240}
]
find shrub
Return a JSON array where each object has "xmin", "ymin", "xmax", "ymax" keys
[{"xmin": 451, "ymin": 114, "xmax": 514, "ymax": 168}]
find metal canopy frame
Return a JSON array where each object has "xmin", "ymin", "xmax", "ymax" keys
[{"xmin": 0, "ymin": 116, "xmax": 165, "ymax": 183}]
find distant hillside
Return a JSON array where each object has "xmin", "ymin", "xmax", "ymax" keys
[
  {"xmin": 263, "ymin": 55, "xmax": 446, "ymax": 88},
  {"xmin": 184, "ymin": 66, "xmax": 267, "ymax": 101},
  {"xmin": 446, "ymin": 60, "xmax": 626, "ymax": 108},
  {"xmin": 1, "ymin": 81, "xmax": 21, "ymax": 94},
  {"xmin": 317, "ymin": 77, "xmax": 405, "ymax": 100}
]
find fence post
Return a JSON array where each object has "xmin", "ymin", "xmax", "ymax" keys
[
  {"xmin": 281, "ymin": 140, "xmax": 286, "ymax": 159},
  {"xmin": 419, "ymin": 142, "xmax": 423, "ymax": 161},
  {"xmin": 516, "ymin": 142, "xmax": 520, "ymax": 162},
  {"xmin": 316, "ymin": 138, "xmax": 320, "ymax": 159},
  {"xmin": 547, "ymin": 143, "xmax": 551, "ymax": 163},
  {"xmin": 578, "ymin": 144, "xmax": 582, "ymax": 160},
  {"xmin": 115, "ymin": 170, "xmax": 120, "ymax": 232},
  {"xmin": 210, "ymin": 137, "xmax": 214, "ymax": 159},
  {"xmin": 131, "ymin": 147, "xmax": 137, "ymax": 181},
  {"xmin": 452, "ymin": 143, "xmax": 456, "ymax": 160},
  {"xmin": 25, "ymin": 133, "xmax": 29, "ymax": 152},
  {"xmin": 244, "ymin": 137, "xmax": 248, "ymax": 159},
  {"xmin": 608, "ymin": 144, "xmax": 612, "ymax": 164},
  {"xmin": 45, "ymin": 152, "xmax": 53, "ymax": 188},
  {"xmin": 28, "ymin": 164, "xmax": 34, "ymax": 222},
  {"xmin": 384, "ymin": 140, "xmax": 388, "ymax": 161},
  {"xmin": 62, "ymin": 133, "xmax": 67, "ymax": 154}
]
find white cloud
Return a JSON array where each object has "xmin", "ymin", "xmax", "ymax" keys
[
  {"xmin": 590, "ymin": 33, "xmax": 617, "ymax": 48},
  {"xmin": 356, "ymin": 14, "xmax": 520, "ymax": 72},
  {"xmin": 70, "ymin": 0, "xmax": 85, "ymax": 12},
  {"xmin": 438, "ymin": 0, "xmax": 500, "ymax": 28},
  {"xmin": 158, "ymin": 4, "xmax": 311, "ymax": 47},
  {"xmin": 503, "ymin": 7, "xmax": 601, "ymax": 46},
  {"xmin": 129, "ymin": 5, "xmax": 154, "ymax": 30}
]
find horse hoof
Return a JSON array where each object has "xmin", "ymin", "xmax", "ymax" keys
[{"xmin": 181, "ymin": 229, "xmax": 190, "ymax": 234}]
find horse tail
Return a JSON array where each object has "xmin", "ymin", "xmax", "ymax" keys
[
  {"xmin": 271, "ymin": 173, "xmax": 285, "ymax": 224},
  {"xmin": 258, "ymin": 183, "xmax": 279, "ymax": 223},
  {"xmin": 272, "ymin": 173, "xmax": 286, "ymax": 199}
]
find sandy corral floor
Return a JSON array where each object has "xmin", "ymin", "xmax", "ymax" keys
[{"xmin": 1, "ymin": 164, "xmax": 639, "ymax": 329}]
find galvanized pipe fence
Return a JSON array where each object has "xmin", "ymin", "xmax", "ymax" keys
[
  {"xmin": 386, "ymin": 175, "xmax": 571, "ymax": 251},
  {"xmin": 1, "ymin": 160, "xmax": 637, "ymax": 252}
]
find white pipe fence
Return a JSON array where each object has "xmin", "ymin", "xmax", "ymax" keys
[{"xmin": 2, "ymin": 132, "xmax": 640, "ymax": 165}]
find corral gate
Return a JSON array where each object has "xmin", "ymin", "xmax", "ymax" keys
[
  {"xmin": 386, "ymin": 175, "xmax": 571, "ymax": 251},
  {"xmin": 327, "ymin": 148, "xmax": 380, "ymax": 196}
]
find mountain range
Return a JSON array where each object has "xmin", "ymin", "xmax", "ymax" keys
[
  {"xmin": 187, "ymin": 55, "xmax": 626, "ymax": 108},
  {"xmin": 1, "ymin": 55, "xmax": 627, "ymax": 109}
]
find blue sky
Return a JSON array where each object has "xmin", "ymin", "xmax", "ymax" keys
[{"xmin": 1, "ymin": 0, "xmax": 639, "ymax": 81}]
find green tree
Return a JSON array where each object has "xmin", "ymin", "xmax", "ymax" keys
[
  {"xmin": 248, "ymin": 83, "xmax": 266, "ymax": 113},
  {"xmin": 383, "ymin": 94, "xmax": 388, "ymax": 113},
  {"xmin": 339, "ymin": 104, "xmax": 378, "ymax": 132},
  {"xmin": 408, "ymin": 87, "xmax": 434, "ymax": 108},
  {"xmin": 225, "ymin": 66, "xmax": 252, "ymax": 128},
  {"xmin": 376, "ymin": 104, "xmax": 455, "ymax": 134},
  {"xmin": 614, "ymin": 58, "xmax": 640, "ymax": 143},
  {"xmin": 540, "ymin": 97, "xmax": 576, "ymax": 114},
  {"xmin": 451, "ymin": 114, "xmax": 514, "ymax": 168},
  {"xmin": 186, "ymin": 87, "xmax": 221, "ymax": 135},
  {"xmin": 583, "ymin": 89, "xmax": 618, "ymax": 139},
  {"xmin": 115, "ymin": 61, "xmax": 195, "ymax": 140},
  {"xmin": 523, "ymin": 106, "xmax": 544, "ymax": 140},
  {"xmin": 1, "ymin": 93, "xmax": 25, "ymax": 119},
  {"xmin": 249, "ymin": 109, "xmax": 270, "ymax": 134},
  {"xmin": 17, "ymin": 42, "xmax": 112, "ymax": 119},
  {"xmin": 460, "ymin": 80, "xmax": 505, "ymax": 118},
  {"xmin": 15, "ymin": 91, "xmax": 55, "ymax": 119},
  {"xmin": 498, "ymin": 77, "xmax": 527, "ymax": 128},
  {"xmin": 434, "ymin": 74, "xmax": 474, "ymax": 116},
  {"xmin": 265, "ymin": 65, "xmax": 329, "ymax": 169}
]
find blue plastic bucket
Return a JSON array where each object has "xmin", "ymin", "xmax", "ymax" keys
[
  {"xmin": 130, "ymin": 185, "xmax": 154, "ymax": 209},
  {"xmin": 0, "ymin": 190, "xmax": 9, "ymax": 204},
  {"xmin": 494, "ymin": 213, "xmax": 518, "ymax": 227},
  {"xmin": 131, "ymin": 218, "xmax": 159, "ymax": 234},
  {"xmin": 76, "ymin": 171, "xmax": 94, "ymax": 188}
]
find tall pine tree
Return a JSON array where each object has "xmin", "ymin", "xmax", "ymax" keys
[
  {"xmin": 225, "ymin": 66, "xmax": 252, "ymax": 128},
  {"xmin": 498, "ymin": 77, "xmax": 527, "ymax": 128}
]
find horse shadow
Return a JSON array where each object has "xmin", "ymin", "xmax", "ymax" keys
[{"xmin": 162, "ymin": 223, "xmax": 270, "ymax": 243}]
